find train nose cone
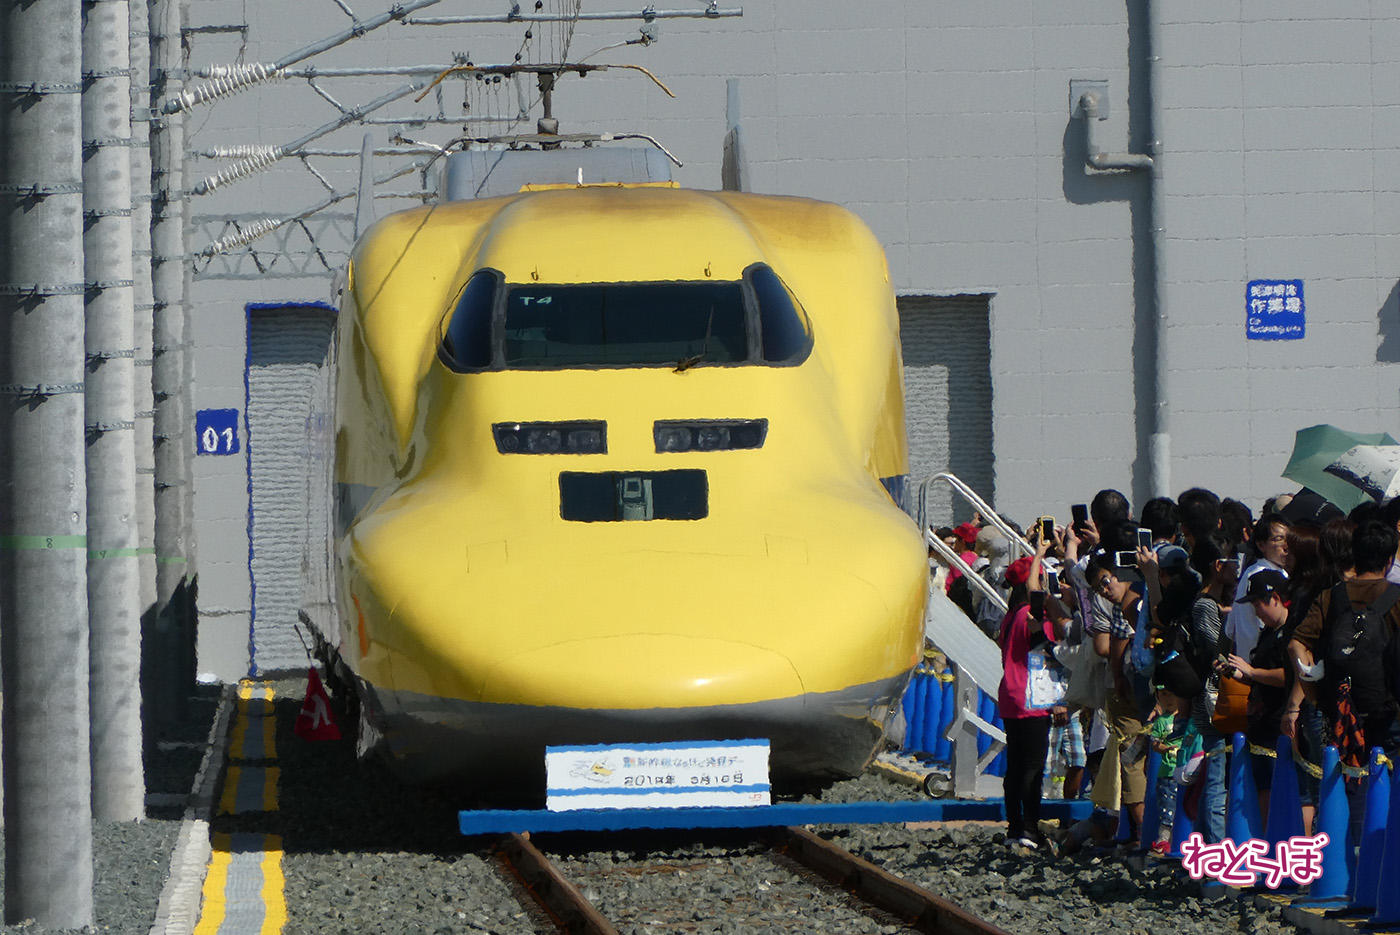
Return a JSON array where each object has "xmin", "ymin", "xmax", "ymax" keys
[{"xmin": 481, "ymin": 635, "xmax": 806, "ymax": 709}]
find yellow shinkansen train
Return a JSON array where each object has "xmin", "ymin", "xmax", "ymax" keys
[{"xmin": 326, "ymin": 181, "xmax": 928, "ymax": 795}]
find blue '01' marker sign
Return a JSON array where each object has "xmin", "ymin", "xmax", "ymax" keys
[
  {"xmin": 1246, "ymin": 279, "xmax": 1305, "ymax": 340},
  {"xmin": 195, "ymin": 408, "xmax": 240, "ymax": 455}
]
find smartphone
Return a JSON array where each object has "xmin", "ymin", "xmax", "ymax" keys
[
  {"xmin": 1136, "ymin": 527, "xmax": 1152, "ymax": 550},
  {"xmin": 1046, "ymin": 570, "xmax": 1060, "ymax": 592},
  {"xmin": 1039, "ymin": 516, "xmax": 1055, "ymax": 542},
  {"xmin": 1071, "ymin": 503, "xmax": 1089, "ymax": 528},
  {"xmin": 1029, "ymin": 590, "xmax": 1046, "ymax": 618},
  {"xmin": 1114, "ymin": 550, "xmax": 1138, "ymax": 567}
]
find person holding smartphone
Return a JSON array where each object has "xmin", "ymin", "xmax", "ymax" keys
[
  {"xmin": 995, "ymin": 537, "xmax": 1065, "ymax": 850},
  {"xmin": 1184, "ymin": 531, "xmax": 1240, "ymax": 844}
]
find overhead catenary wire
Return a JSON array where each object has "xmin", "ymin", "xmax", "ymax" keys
[
  {"xmin": 194, "ymin": 160, "xmax": 427, "ymax": 257},
  {"xmin": 163, "ymin": 0, "xmax": 448, "ymax": 114},
  {"xmin": 191, "ymin": 81, "xmax": 428, "ymax": 195},
  {"xmin": 404, "ymin": 6, "xmax": 743, "ymax": 26}
]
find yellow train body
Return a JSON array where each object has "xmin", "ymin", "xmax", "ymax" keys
[{"xmin": 331, "ymin": 185, "xmax": 926, "ymax": 791}]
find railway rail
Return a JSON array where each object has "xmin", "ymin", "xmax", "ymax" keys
[{"xmin": 498, "ymin": 825, "xmax": 1009, "ymax": 935}]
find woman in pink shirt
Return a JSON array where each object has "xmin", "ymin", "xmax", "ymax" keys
[{"xmin": 997, "ymin": 543, "xmax": 1061, "ymax": 849}]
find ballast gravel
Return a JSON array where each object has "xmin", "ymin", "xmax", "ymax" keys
[
  {"xmin": 811, "ymin": 774, "xmax": 1302, "ymax": 935},
  {"xmin": 264, "ymin": 678, "xmax": 543, "ymax": 935},
  {"xmin": 0, "ymin": 686, "xmax": 219, "ymax": 934},
  {"xmin": 0, "ymin": 675, "xmax": 1313, "ymax": 935},
  {"xmin": 544, "ymin": 833, "xmax": 913, "ymax": 934}
]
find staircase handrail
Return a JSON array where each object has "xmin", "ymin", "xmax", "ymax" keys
[
  {"xmin": 925, "ymin": 532, "xmax": 1008, "ymax": 615},
  {"xmin": 917, "ymin": 472, "xmax": 1034, "ymax": 559}
]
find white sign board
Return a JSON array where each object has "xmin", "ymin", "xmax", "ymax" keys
[{"xmin": 545, "ymin": 739, "xmax": 771, "ymax": 811}]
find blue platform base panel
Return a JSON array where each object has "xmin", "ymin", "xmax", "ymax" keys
[{"xmin": 459, "ymin": 797, "xmax": 1095, "ymax": 835}]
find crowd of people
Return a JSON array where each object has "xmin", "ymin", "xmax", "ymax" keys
[{"xmin": 931, "ymin": 486, "xmax": 1400, "ymax": 857}]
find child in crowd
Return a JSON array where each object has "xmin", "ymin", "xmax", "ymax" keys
[{"xmin": 1149, "ymin": 686, "xmax": 1188, "ymax": 855}]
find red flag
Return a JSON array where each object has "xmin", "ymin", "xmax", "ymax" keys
[{"xmin": 294, "ymin": 667, "xmax": 342, "ymax": 741}]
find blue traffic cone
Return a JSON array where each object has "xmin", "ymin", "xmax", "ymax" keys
[
  {"xmin": 1368, "ymin": 751, "xmax": 1400, "ymax": 926},
  {"xmin": 1139, "ymin": 747, "xmax": 1162, "ymax": 847},
  {"xmin": 1167, "ymin": 772, "xmax": 1195, "ymax": 859},
  {"xmin": 1116, "ymin": 804, "xmax": 1132, "ymax": 843},
  {"xmin": 923, "ymin": 670, "xmax": 944, "ymax": 755},
  {"xmin": 1228, "ymin": 732, "xmax": 1264, "ymax": 844},
  {"xmin": 1294, "ymin": 745, "xmax": 1350, "ymax": 905},
  {"xmin": 1348, "ymin": 748, "xmax": 1390, "ymax": 913},
  {"xmin": 1266, "ymin": 734, "xmax": 1305, "ymax": 843},
  {"xmin": 934, "ymin": 677, "xmax": 955, "ymax": 761},
  {"xmin": 1265, "ymin": 735, "xmax": 1304, "ymax": 891},
  {"xmin": 901, "ymin": 671, "xmax": 922, "ymax": 753}
]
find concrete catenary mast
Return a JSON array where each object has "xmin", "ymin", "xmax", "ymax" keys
[
  {"xmin": 83, "ymin": 0, "xmax": 146, "ymax": 821},
  {"xmin": 130, "ymin": 0, "xmax": 160, "ymax": 737},
  {"xmin": 0, "ymin": 0, "xmax": 97, "ymax": 924},
  {"xmin": 149, "ymin": 0, "xmax": 193, "ymax": 721}
]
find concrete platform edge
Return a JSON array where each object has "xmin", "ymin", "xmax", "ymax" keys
[{"xmin": 148, "ymin": 684, "xmax": 237, "ymax": 935}]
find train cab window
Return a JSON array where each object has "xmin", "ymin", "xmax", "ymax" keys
[
  {"xmin": 503, "ymin": 282, "xmax": 748, "ymax": 368},
  {"xmin": 747, "ymin": 264, "xmax": 813, "ymax": 364},
  {"xmin": 439, "ymin": 269, "xmax": 499, "ymax": 371}
]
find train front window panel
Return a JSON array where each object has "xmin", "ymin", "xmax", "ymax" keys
[
  {"xmin": 748, "ymin": 264, "xmax": 813, "ymax": 364},
  {"xmin": 439, "ymin": 269, "xmax": 498, "ymax": 370},
  {"xmin": 503, "ymin": 282, "xmax": 748, "ymax": 368}
]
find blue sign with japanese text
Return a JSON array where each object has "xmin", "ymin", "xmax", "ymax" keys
[
  {"xmin": 1246, "ymin": 279, "xmax": 1305, "ymax": 340},
  {"xmin": 195, "ymin": 408, "xmax": 240, "ymax": 455}
]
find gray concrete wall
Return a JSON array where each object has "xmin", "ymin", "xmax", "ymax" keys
[{"xmin": 182, "ymin": 0, "xmax": 1400, "ymax": 676}]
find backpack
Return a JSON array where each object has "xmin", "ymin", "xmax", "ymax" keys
[
  {"xmin": 1152, "ymin": 620, "xmax": 1206, "ymax": 699},
  {"xmin": 1322, "ymin": 582, "xmax": 1400, "ymax": 720}
]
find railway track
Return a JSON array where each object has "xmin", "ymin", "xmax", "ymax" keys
[{"xmin": 498, "ymin": 826, "xmax": 1009, "ymax": 935}]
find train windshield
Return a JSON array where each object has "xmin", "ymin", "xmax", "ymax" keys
[
  {"xmin": 503, "ymin": 282, "xmax": 749, "ymax": 368},
  {"xmin": 438, "ymin": 264, "xmax": 813, "ymax": 372}
]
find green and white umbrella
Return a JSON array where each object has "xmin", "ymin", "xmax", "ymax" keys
[{"xmin": 1281, "ymin": 424, "xmax": 1398, "ymax": 513}]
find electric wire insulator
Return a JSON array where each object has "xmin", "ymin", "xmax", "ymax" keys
[
  {"xmin": 198, "ymin": 217, "xmax": 282, "ymax": 256},
  {"xmin": 192, "ymin": 146, "xmax": 286, "ymax": 196},
  {"xmin": 165, "ymin": 63, "xmax": 285, "ymax": 114},
  {"xmin": 205, "ymin": 144, "xmax": 282, "ymax": 160}
]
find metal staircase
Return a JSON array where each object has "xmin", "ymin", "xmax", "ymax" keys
[{"xmin": 912, "ymin": 472, "xmax": 1032, "ymax": 798}]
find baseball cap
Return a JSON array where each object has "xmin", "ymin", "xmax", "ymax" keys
[{"xmin": 1240, "ymin": 569, "xmax": 1288, "ymax": 604}]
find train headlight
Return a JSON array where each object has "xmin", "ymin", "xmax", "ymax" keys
[
  {"xmin": 655, "ymin": 425, "xmax": 692, "ymax": 452},
  {"xmin": 653, "ymin": 419, "xmax": 767, "ymax": 453},
  {"xmin": 493, "ymin": 421, "xmax": 607, "ymax": 455}
]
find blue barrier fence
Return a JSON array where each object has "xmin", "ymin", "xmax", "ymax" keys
[{"xmin": 900, "ymin": 666, "xmax": 1005, "ymax": 777}]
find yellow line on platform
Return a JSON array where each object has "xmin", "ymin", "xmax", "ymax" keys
[
  {"xmin": 261, "ymin": 712, "xmax": 277, "ymax": 760},
  {"xmin": 260, "ymin": 835, "xmax": 287, "ymax": 935},
  {"xmin": 192, "ymin": 833, "xmax": 234, "ymax": 935},
  {"xmin": 229, "ymin": 716, "xmax": 248, "ymax": 759},
  {"xmin": 261, "ymin": 767, "xmax": 280, "ymax": 812},
  {"xmin": 218, "ymin": 766, "xmax": 242, "ymax": 816}
]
